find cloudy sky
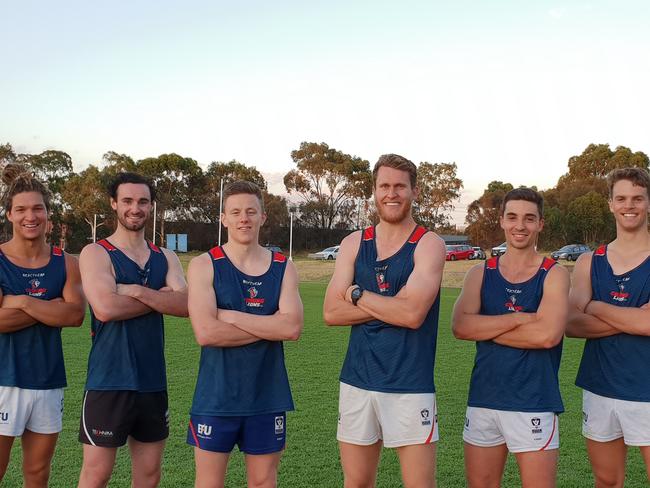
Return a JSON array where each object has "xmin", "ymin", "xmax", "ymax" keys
[{"xmin": 2, "ymin": 0, "xmax": 648, "ymax": 223}]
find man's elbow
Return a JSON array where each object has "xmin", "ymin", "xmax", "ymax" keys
[
  {"xmin": 451, "ymin": 322, "xmax": 469, "ymax": 340},
  {"xmin": 70, "ymin": 309, "xmax": 86, "ymax": 327},
  {"xmin": 323, "ymin": 308, "xmax": 339, "ymax": 327},
  {"xmin": 539, "ymin": 331, "xmax": 564, "ymax": 349},
  {"xmin": 193, "ymin": 329, "xmax": 215, "ymax": 347},
  {"xmin": 284, "ymin": 323, "xmax": 303, "ymax": 341}
]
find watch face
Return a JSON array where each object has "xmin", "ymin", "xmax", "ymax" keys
[{"xmin": 352, "ymin": 287, "xmax": 362, "ymax": 304}]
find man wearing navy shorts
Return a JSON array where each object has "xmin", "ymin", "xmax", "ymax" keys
[
  {"xmin": 568, "ymin": 167, "xmax": 650, "ymax": 487},
  {"xmin": 77, "ymin": 172, "xmax": 188, "ymax": 488},
  {"xmin": 452, "ymin": 188, "xmax": 569, "ymax": 488},
  {"xmin": 324, "ymin": 154, "xmax": 446, "ymax": 488},
  {"xmin": 186, "ymin": 180, "xmax": 303, "ymax": 488}
]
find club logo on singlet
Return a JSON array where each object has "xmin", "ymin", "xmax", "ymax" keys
[
  {"xmin": 531, "ymin": 417, "xmax": 542, "ymax": 435},
  {"xmin": 275, "ymin": 416, "xmax": 284, "ymax": 434},
  {"xmin": 610, "ymin": 277, "xmax": 630, "ymax": 302},
  {"xmin": 375, "ymin": 265, "xmax": 390, "ymax": 293},
  {"xmin": 24, "ymin": 275, "xmax": 47, "ymax": 297},
  {"xmin": 0, "ymin": 412, "xmax": 8, "ymax": 423},
  {"xmin": 420, "ymin": 409, "xmax": 431, "ymax": 426},
  {"xmin": 244, "ymin": 281, "xmax": 265, "ymax": 308}
]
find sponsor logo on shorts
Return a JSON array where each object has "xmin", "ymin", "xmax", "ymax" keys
[
  {"xmin": 464, "ymin": 417, "xmax": 469, "ymax": 429},
  {"xmin": 275, "ymin": 416, "xmax": 284, "ymax": 434},
  {"xmin": 420, "ymin": 409, "xmax": 431, "ymax": 426},
  {"xmin": 165, "ymin": 409, "xmax": 170, "ymax": 427},
  {"xmin": 91, "ymin": 428, "xmax": 113, "ymax": 438},
  {"xmin": 197, "ymin": 423, "xmax": 212, "ymax": 438},
  {"xmin": 531, "ymin": 417, "xmax": 543, "ymax": 435},
  {"xmin": 582, "ymin": 411, "xmax": 588, "ymax": 423},
  {"xmin": 0, "ymin": 412, "xmax": 9, "ymax": 423}
]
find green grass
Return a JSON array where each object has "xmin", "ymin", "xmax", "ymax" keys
[{"xmin": 4, "ymin": 285, "xmax": 649, "ymax": 486}]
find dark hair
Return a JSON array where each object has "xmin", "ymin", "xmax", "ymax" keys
[
  {"xmin": 108, "ymin": 172, "xmax": 156, "ymax": 201},
  {"xmin": 501, "ymin": 187, "xmax": 544, "ymax": 218},
  {"xmin": 222, "ymin": 180, "xmax": 265, "ymax": 212},
  {"xmin": 372, "ymin": 154, "xmax": 417, "ymax": 189},
  {"xmin": 1, "ymin": 163, "xmax": 52, "ymax": 212},
  {"xmin": 607, "ymin": 167, "xmax": 650, "ymax": 199}
]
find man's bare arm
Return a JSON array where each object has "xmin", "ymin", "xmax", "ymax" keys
[
  {"xmin": 79, "ymin": 243, "xmax": 153, "ymax": 322},
  {"xmin": 1, "ymin": 254, "xmax": 86, "ymax": 328},
  {"xmin": 0, "ymin": 290, "xmax": 37, "ymax": 333},
  {"xmin": 188, "ymin": 254, "xmax": 261, "ymax": 347},
  {"xmin": 494, "ymin": 265, "xmax": 569, "ymax": 349},
  {"xmin": 116, "ymin": 248, "xmax": 188, "ymax": 318},
  {"xmin": 218, "ymin": 260, "xmax": 303, "ymax": 341},
  {"xmin": 586, "ymin": 301, "xmax": 650, "ymax": 336},
  {"xmin": 351, "ymin": 233, "xmax": 446, "ymax": 329},
  {"xmin": 566, "ymin": 252, "xmax": 620, "ymax": 339},
  {"xmin": 451, "ymin": 265, "xmax": 533, "ymax": 341},
  {"xmin": 323, "ymin": 231, "xmax": 374, "ymax": 326}
]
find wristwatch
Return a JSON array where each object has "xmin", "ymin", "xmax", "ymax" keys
[{"xmin": 351, "ymin": 286, "xmax": 364, "ymax": 306}]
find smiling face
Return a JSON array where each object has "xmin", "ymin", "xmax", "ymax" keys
[
  {"xmin": 6, "ymin": 191, "xmax": 49, "ymax": 242},
  {"xmin": 374, "ymin": 166, "xmax": 419, "ymax": 224},
  {"xmin": 609, "ymin": 179, "xmax": 649, "ymax": 232},
  {"xmin": 111, "ymin": 183, "xmax": 153, "ymax": 233},
  {"xmin": 221, "ymin": 192, "xmax": 266, "ymax": 245},
  {"xmin": 500, "ymin": 199, "xmax": 544, "ymax": 251}
]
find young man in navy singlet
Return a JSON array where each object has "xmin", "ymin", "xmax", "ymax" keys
[
  {"xmin": 0, "ymin": 164, "xmax": 85, "ymax": 487},
  {"xmin": 452, "ymin": 188, "xmax": 569, "ymax": 488},
  {"xmin": 323, "ymin": 154, "xmax": 446, "ymax": 488},
  {"xmin": 77, "ymin": 173, "xmax": 188, "ymax": 488},
  {"xmin": 186, "ymin": 180, "xmax": 303, "ymax": 488},
  {"xmin": 567, "ymin": 168, "xmax": 650, "ymax": 487}
]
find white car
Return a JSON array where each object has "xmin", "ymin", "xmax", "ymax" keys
[{"xmin": 308, "ymin": 246, "xmax": 340, "ymax": 260}]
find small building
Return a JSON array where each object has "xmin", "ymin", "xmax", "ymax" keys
[{"xmin": 439, "ymin": 234, "xmax": 470, "ymax": 245}]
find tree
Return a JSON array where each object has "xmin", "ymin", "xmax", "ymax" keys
[
  {"xmin": 465, "ymin": 181, "xmax": 514, "ymax": 248},
  {"xmin": 284, "ymin": 142, "xmax": 372, "ymax": 230},
  {"xmin": 414, "ymin": 162, "xmax": 463, "ymax": 229},
  {"xmin": 564, "ymin": 143, "xmax": 649, "ymax": 181},
  {"xmin": 566, "ymin": 191, "xmax": 613, "ymax": 245},
  {"xmin": 0, "ymin": 143, "xmax": 16, "ymax": 166}
]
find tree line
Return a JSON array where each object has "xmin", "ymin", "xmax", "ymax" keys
[
  {"xmin": 0, "ymin": 142, "xmax": 463, "ymax": 252},
  {"xmin": 465, "ymin": 143, "xmax": 650, "ymax": 250}
]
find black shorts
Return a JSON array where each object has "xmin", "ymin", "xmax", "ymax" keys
[{"xmin": 79, "ymin": 390, "xmax": 169, "ymax": 447}]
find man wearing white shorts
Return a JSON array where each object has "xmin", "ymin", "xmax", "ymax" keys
[
  {"xmin": 568, "ymin": 168, "xmax": 650, "ymax": 487},
  {"xmin": 0, "ymin": 164, "xmax": 85, "ymax": 487},
  {"xmin": 452, "ymin": 188, "xmax": 569, "ymax": 488},
  {"xmin": 324, "ymin": 154, "xmax": 445, "ymax": 487}
]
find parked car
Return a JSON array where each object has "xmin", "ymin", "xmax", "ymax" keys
[
  {"xmin": 470, "ymin": 246, "xmax": 486, "ymax": 260},
  {"xmin": 264, "ymin": 245, "xmax": 283, "ymax": 253},
  {"xmin": 446, "ymin": 244, "xmax": 474, "ymax": 261},
  {"xmin": 308, "ymin": 245, "xmax": 340, "ymax": 260},
  {"xmin": 551, "ymin": 244, "xmax": 590, "ymax": 261},
  {"xmin": 491, "ymin": 242, "xmax": 507, "ymax": 257}
]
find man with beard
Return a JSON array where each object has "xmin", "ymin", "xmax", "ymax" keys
[
  {"xmin": 452, "ymin": 188, "xmax": 568, "ymax": 488},
  {"xmin": 568, "ymin": 168, "xmax": 650, "ymax": 487},
  {"xmin": 323, "ymin": 154, "xmax": 446, "ymax": 488},
  {"xmin": 77, "ymin": 172, "xmax": 188, "ymax": 488}
]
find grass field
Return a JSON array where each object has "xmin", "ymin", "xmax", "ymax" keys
[{"xmin": 4, "ymin": 283, "xmax": 649, "ymax": 487}]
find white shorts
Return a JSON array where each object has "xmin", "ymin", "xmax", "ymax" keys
[
  {"xmin": 337, "ymin": 382, "xmax": 438, "ymax": 448},
  {"xmin": 463, "ymin": 406, "xmax": 559, "ymax": 453},
  {"xmin": 582, "ymin": 390, "xmax": 650, "ymax": 446},
  {"xmin": 0, "ymin": 386, "xmax": 64, "ymax": 436}
]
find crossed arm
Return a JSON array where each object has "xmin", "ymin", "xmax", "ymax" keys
[
  {"xmin": 188, "ymin": 253, "xmax": 303, "ymax": 347},
  {"xmin": 567, "ymin": 252, "xmax": 650, "ymax": 338},
  {"xmin": 80, "ymin": 243, "xmax": 188, "ymax": 323},
  {"xmin": 452, "ymin": 264, "xmax": 569, "ymax": 349},
  {"xmin": 0, "ymin": 253, "xmax": 86, "ymax": 332},
  {"xmin": 323, "ymin": 231, "xmax": 446, "ymax": 329}
]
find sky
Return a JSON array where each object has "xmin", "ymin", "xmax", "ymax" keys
[{"xmin": 2, "ymin": 0, "xmax": 649, "ymax": 224}]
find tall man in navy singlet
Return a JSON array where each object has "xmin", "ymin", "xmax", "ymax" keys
[
  {"xmin": 77, "ymin": 173, "xmax": 188, "ymax": 488},
  {"xmin": 186, "ymin": 181, "xmax": 303, "ymax": 488},
  {"xmin": 452, "ymin": 188, "xmax": 569, "ymax": 488},
  {"xmin": 323, "ymin": 154, "xmax": 446, "ymax": 488},
  {"xmin": 0, "ymin": 164, "xmax": 85, "ymax": 487},
  {"xmin": 567, "ymin": 168, "xmax": 650, "ymax": 487}
]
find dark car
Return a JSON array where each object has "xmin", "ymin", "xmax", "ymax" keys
[
  {"xmin": 491, "ymin": 242, "xmax": 507, "ymax": 257},
  {"xmin": 550, "ymin": 244, "xmax": 590, "ymax": 261},
  {"xmin": 446, "ymin": 244, "xmax": 474, "ymax": 261}
]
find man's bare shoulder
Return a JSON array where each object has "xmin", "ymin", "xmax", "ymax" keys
[{"xmin": 79, "ymin": 242, "xmax": 110, "ymax": 261}]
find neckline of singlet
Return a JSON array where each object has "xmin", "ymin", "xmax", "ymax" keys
[
  {"xmin": 0, "ymin": 245, "xmax": 58, "ymax": 272},
  {"xmin": 598, "ymin": 244, "xmax": 650, "ymax": 278},
  {"xmin": 217, "ymin": 246, "xmax": 278, "ymax": 279},
  {"xmin": 492, "ymin": 255, "xmax": 552, "ymax": 287},
  {"xmin": 100, "ymin": 239, "xmax": 154, "ymax": 272},
  {"xmin": 369, "ymin": 225, "xmax": 424, "ymax": 263}
]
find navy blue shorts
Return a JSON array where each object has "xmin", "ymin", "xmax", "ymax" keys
[{"xmin": 187, "ymin": 412, "xmax": 286, "ymax": 454}]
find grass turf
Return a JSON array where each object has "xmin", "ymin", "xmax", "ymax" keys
[{"xmin": 4, "ymin": 284, "xmax": 648, "ymax": 486}]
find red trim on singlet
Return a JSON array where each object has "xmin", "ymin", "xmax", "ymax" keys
[
  {"xmin": 594, "ymin": 245, "xmax": 606, "ymax": 256},
  {"xmin": 486, "ymin": 257, "xmax": 498, "ymax": 270},
  {"xmin": 363, "ymin": 227, "xmax": 374, "ymax": 241},
  {"xmin": 188, "ymin": 421, "xmax": 201, "ymax": 448},
  {"xmin": 148, "ymin": 242, "xmax": 162, "ymax": 253},
  {"xmin": 539, "ymin": 415, "xmax": 557, "ymax": 451},
  {"xmin": 273, "ymin": 252, "xmax": 287, "ymax": 263},
  {"xmin": 208, "ymin": 246, "xmax": 225, "ymax": 260},
  {"xmin": 541, "ymin": 257, "xmax": 555, "ymax": 271},
  {"xmin": 52, "ymin": 246, "xmax": 63, "ymax": 256},
  {"xmin": 408, "ymin": 226, "xmax": 428, "ymax": 244},
  {"xmin": 97, "ymin": 239, "xmax": 116, "ymax": 251}
]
